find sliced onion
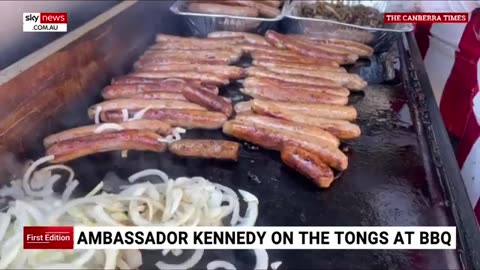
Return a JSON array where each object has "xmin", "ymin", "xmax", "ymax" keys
[
  {"xmin": 131, "ymin": 106, "xmax": 151, "ymax": 121},
  {"xmin": 72, "ymin": 249, "xmax": 96, "ymax": 267},
  {"xmin": 271, "ymin": 261, "xmax": 283, "ymax": 270},
  {"xmin": 207, "ymin": 260, "xmax": 236, "ymax": 270},
  {"xmin": 155, "ymin": 249, "xmax": 204, "ymax": 270},
  {"xmin": 94, "ymin": 123, "xmax": 124, "ymax": 134},
  {"xmin": 236, "ymin": 190, "xmax": 258, "ymax": 226},
  {"xmin": 128, "ymin": 169, "xmax": 169, "ymax": 183},
  {"xmin": 122, "ymin": 249, "xmax": 142, "ymax": 269},
  {"xmin": 174, "ymin": 127, "xmax": 187, "ymax": 134},
  {"xmin": 22, "ymin": 155, "xmax": 54, "ymax": 197},
  {"xmin": 121, "ymin": 109, "xmax": 129, "ymax": 121},
  {"xmin": 171, "ymin": 249, "xmax": 183, "ymax": 257},
  {"xmin": 0, "ymin": 213, "xmax": 11, "ymax": 243},
  {"xmin": 62, "ymin": 180, "xmax": 79, "ymax": 201},
  {"xmin": 104, "ymin": 249, "xmax": 119, "ymax": 270},
  {"xmin": 121, "ymin": 150, "xmax": 129, "ymax": 158},
  {"xmin": 253, "ymin": 249, "xmax": 268, "ymax": 270},
  {"xmin": 90, "ymin": 205, "xmax": 124, "ymax": 226},
  {"xmin": 94, "ymin": 106, "xmax": 102, "ymax": 124}
]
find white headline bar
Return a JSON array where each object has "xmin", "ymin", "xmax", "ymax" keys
[{"xmin": 74, "ymin": 226, "xmax": 456, "ymax": 250}]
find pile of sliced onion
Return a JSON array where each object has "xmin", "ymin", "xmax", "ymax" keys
[{"xmin": 0, "ymin": 156, "xmax": 276, "ymax": 270}]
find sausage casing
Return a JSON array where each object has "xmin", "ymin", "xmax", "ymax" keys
[
  {"xmin": 281, "ymin": 146, "xmax": 335, "ymax": 188},
  {"xmin": 136, "ymin": 65, "xmax": 245, "ymax": 80},
  {"xmin": 208, "ymin": 31, "xmax": 270, "ymax": 46},
  {"xmin": 46, "ymin": 130, "xmax": 167, "ymax": 163},
  {"xmin": 245, "ymin": 67, "xmax": 341, "ymax": 88},
  {"xmin": 182, "ymin": 86, "xmax": 233, "ymax": 117},
  {"xmin": 110, "ymin": 77, "xmax": 219, "ymax": 95},
  {"xmin": 188, "ymin": 2, "xmax": 259, "ymax": 17},
  {"xmin": 169, "ymin": 139, "xmax": 240, "ymax": 160},
  {"xmin": 244, "ymin": 77, "xmax": 350, "ymax": 97},
  {"xmin": 130, "ymin": 72, "xmax": 229, "ymax": 86},
  {"xmin": 252, "ymin": 59, "xmax": 346, "ymax": 72}
]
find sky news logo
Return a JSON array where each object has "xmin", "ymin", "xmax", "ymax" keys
[{"xmin": 23, "ymin": 12, "xmax": 68, "ymax": 32}]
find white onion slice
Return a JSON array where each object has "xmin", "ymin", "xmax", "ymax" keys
[
  {"xmin": 123, "ymin": 249, "xmax": 142, "ymax": 269},
  {"xmin": 94, "ymin": 123, "xmax": 124, "ymax": 134},
  {"xmin": 62, "ymin": 180, "xmax": 79, "ymax": 201},
  {"xmin": 155, "ymin": 249, "xmax": 204, "ymax": 270},
  {"xmin": 104, "ymin": 249, "xmax": 119, "ymax": 270},
  {"xmin": 121, "ymin": 150, "xmax": 129, "ymax": 158},
  {"xmin": 91, "ymin": 205, "xmax": 123, "ymax": 226},
  {"xmin": 22, "ymin": 155, "xmax": 54, "ymax": 197},
  {"xmin": 128, "ymin": 169, "xmax": 169, "ymax": 183},
  {"xmin": 254, "ymin": 249, "xmax": 269, "ymax": 270},
  {"xmin": 171, "ymin": 249, "xmax": 183, "ymax": 257},
  {"xmin": 131, "ymin": 106, "xmax": 151, "ymax": 121},
  {"xmin": 174, "ymin": 127, "xmax": 187, "ymax": 134},
  {"xmin": 0, "ymin": 213, "xmax": 11, "ymax": 243},
  {"xmin": 271, "ymin": 261, "xmax": 283, "ymax": 270},
  {"xmin": 207, "ymin": 260, "xmax": 236, "ymax": 270},
  {"xmin": 121, "ymin": 109, "xmax": 129, "ymax": 121},
  {"xmin": 94, "ymin": 106, "xmax": 102, "ymax": 124},
  {"xmin": 236, "ymin": 190, "xmax": 259, "ymax": 226}
]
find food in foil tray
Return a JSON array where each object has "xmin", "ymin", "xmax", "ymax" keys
[
  {"xmin": 187, "ymin": 0, "xmax": 283, "ymax": 18},
  {"xmin": 302, "ymin": 1, "xmax": 384, "ymax": 28}
]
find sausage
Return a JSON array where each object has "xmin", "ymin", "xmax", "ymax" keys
[
  {"xmin": 265, "ymin": 31, "xmax": 358, "ymax": 64},
  {"xmin": 155, "ymin": 34, "xmax": 245, "ymax": 45},
  {"xmin": 46, "ymin": 130, "xmax": 167, "ymax": 164},
  {"xmin": 125, "ymin": 92, "xmax": 188, "ymax": 101},
  {"xmin": 135, "ymin": 65, "xmax": 245, "ymax": 80},
  {"xmin": 88, "ymin": 99, "xmax": 206, "ymax": 119},
  {"xmin": 235, "ymin": 114, "xmax": 340, "ymax": 148},
  {"xmin": 43, "ymin": 120, "xmax": 172, "ymax": 148},
  {"xmin": 244, "ymin": 77, "xmax": 350, "ymax": 97},
  {"xmin": 102, "ymin": 109, "xmax": 227, "ymax": 130},
  {"xmin": 102, "ymin": 84, "xmax": 184, "ymax": 99},
  {"xmin": 168, "ymin": 139, "xmax": 240, "ymax": 160},
  {"xmin": 281, "ymin": 146, "xmax": 335, "ymax": 188},
  {"xmin": 216, "ymin": 0, "xmax": 280, "ymax": 17},
  {"xmin": 251, "ymin": 53, "xmax": 340, "ymax": 67},
  {"xmin": 188, "ymin": 2, "xmax": 259, "ymax": 17},
  {"xmin": 138, "ymin": 53, "xmax": 233, "ymax": 65},
  {"xmin": 237, "ymin": 43, "xmax": 301, "ymax": 57},
  {"xmin": 141, "ymin": 50, "xmax": 242, "ymax": 63},
  {"xmin": 306, "ymin": 38, "xmax": 374, "ymax": 57},
  {"xmin": 134, "ymin": 57, "xmax": 230, "ymax": 68},
  {"xmin": 245, "ymin": 67, "xmax": 342, "ymax": 88},
  {"xmin": 207, "ymin": 31, "xmax": 270, "ymax": 46},
  {"xmin": 252, "ymin": 59, "xmax": 347, "ymax": 72},
  {"xmin": 130, "ymin": 72, "xmax": 229, "ymax": 86},
  {"xmin": 110, "ymin": 77, "xmax": 219, "ymax": 95},
  {"xmin": 251, "ymin": 100, "xmax": 361, "ymax": 139},
  {"xmin": 240, "ymin": 85, "xmax": 348, "ymax": 105},
  {"xmin": 239, "ymin": 99, "xmax": 357, "ymax": 120},
  {"xmin": 293, "ymin": 37, "xmax": 360, "ymax": 64},
  {"xmin": 234, "ymin": 101, "xmax": 254, "ymax": 114},
  {"xmin": 182, "ymin": 86, "xmax": 233, "ymax": 117},
  {"xmin": 263, "ymin": 0, "xmax": 281, "ymax": 8},
  {"xmin": 223, "ymin": 120, "xmax": 348, "ymax": 170},
  {"xmin": 261, "ymin": 66, "xmax": 367, "ymax": 90}
]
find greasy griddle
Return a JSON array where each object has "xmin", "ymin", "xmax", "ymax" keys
[{"xmin": 26, "ymin": 38, "xmax": 462, "ymax": 269}]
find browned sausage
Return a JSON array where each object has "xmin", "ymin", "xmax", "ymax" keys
[
  {"xmin": 43, "ymin": 120, "xmax": 172, "ymax": 148},
  {"xmin": 134, "ymin": 57, "xmax": 230, "ymax": 68},
  {"xmin": 135, "ymin": 65, "xmax": 245, "ymax": 80},
  {"xmin": 218, "ymin": 0, "xmax": 280, "ymax": 17},
  {"xmin": 263, "ymin": 0, "xmax": 281, "ymax": 8},
  {"xmin": 102, "ymin": 109, "xmax": 227, "ymax": 130},
  {"xmin": 244, "ymin": 77, "xmax": 350, "ymax": 97},
  {"xmin": 110, "ymin": 77, "xmax": 219, "ymax": 95},
  {"xmin": 155, "ymin": 34, "xmax": 245, "ymax": 45},
  {"xmin": 265, "ymin": 31, "xmax": 358, "ymax": 64},
  {"xmin": 252, "ymin": 59, "xmax": 346, "ymax": 72},
  {"xmin": 251, "ymin": 100, "xmax": 361, "ymax": 139},
  {"xmin": 88, "ymin": 99, "xmax": 206, "ymax": 119},
  {"xmin": 125, "ymin": 92, "xmax": 188, "ymax": 101},
  {"xmin": 182, "ymin": 86, "xmax": 233, "ymax": 117},
  {"xmin": 235, "ymin": 114, "xmax": 340, "ymax": 148},
  {"xmin": 169, "ymin": 139, "xmax": 240, "ymax": 160},
  {"xmin": 46, "ymin": 130, "xmax": 167, "ymax": 163},
  {"xmin": 138, "ymin": 54, "xmax": 233, "ymax": 66},
  {"xmin": 207, "ymin": 31, "xmax": 270, "ymax": 46},
  {"xmin": 306, "ymin": 38, "xmax": 374, "ymax": 57},
  {"xmin": 281, "ymin": 146, "xmax": 335, "ymax": 188},
  {"xmin": 238, "ymin": 100, "xmax": 357, "ymax": 120},
  {"xmin": 102, "ymin": 84, "xmax": 184, "ymax": 99},
  {"xmin": 245, "ymin": 67, "xmax": 342, "ymax": 88},
  {"xmin": 188, "ymin": 2, "xmax": 259, "ymax": 17},
  {"xmin": 261, "ymin": 66, "xmax": 367, "ymax": 90},
  {"xmin": 250, "ymin": 52, "xmax": 340, "ymax": 67},
  {"xmin": 130, "ymin": 72, "xmax": 229, "ymax": 86},
  {"xmin": 223, "ymin": 120, "xmax": 348, "ymax": 170},
  {"xmin": 141, "ymin": 50, "xmax": 242, "ymax": 63}
]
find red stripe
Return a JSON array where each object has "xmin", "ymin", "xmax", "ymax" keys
[
  {"xmin": 439, "ymin": 9, "xmax": 480, "ymax": 138},
  {"xmin": 457, "ymin": 94, "xmax": 480, "ymax": 167},
  {"xmin": 414, "ymin": 23, "xmax": 433, "ymax": 59}
]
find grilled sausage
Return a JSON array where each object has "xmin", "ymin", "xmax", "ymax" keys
[
  {"xmin": 220, "ymin": 0, "xmax": 280, "ymax": 17},
  {"xmin": 135, "ymin": 57, "xmax": 231, "ymax": 68},
  {"xmin": 88, "ymin": 99, "xmax": 206, "ymax": 119},
  {"xmin": 265, "ymin": 31, "xmax": 358, "ymax": 64},
  {"xmin": 188, "ymin": 2, "xmax": 259, "ymax": 17},
  {"xmin": 142, "ymin": 50, "xmax": 242, "ymax": 63},
  {"xmin": 251, "ymin": 53, "xmax": 340, "ymax": 67},
  {"xmin": 306, "ymin": 38, "xmax": 374, "ymax": 57},
  {"xmin": 208, "ymin": 31, "xmax": 270, "ymax": 46},
  {"xmin": 281, "ymin": 146, "xmax": 335, "ymax": 188},
  {"xmin": 252, "ymin": 59, "xmax": 347, "ymax": 72},
  {"xmin": 223, "ymin": 120, "xmax": 348, "ymax": 170},
  {"xmin": 46, "ymin": 130, "xmax": 167, "ymax": 163},
  {"xmin": 251, "ymin": 100, "xmax": 361, "ymax": 139},
  {"xmin": 102, "ymin": 84, "xmax": 186, "ymax": 99},
  {"xmin": 155, "ymin": 34, "xmax": 245, "ymax": 45},
  {"xmin": 43, "ymin": 120, "xmax": 172, "ymax": 148},
  {"xmin": 130, "ymin": 72, "xmax": 229, "ymax": 86},
  {"xmin": 241, "ymin": 84, "xmax": 348, "ymax": 105},
  {"xmin": 136, "ymin": 65, "xmax": 245, "ymax": 80},
  {"xmin": 263, "ymin": 0, "xmax": 281, "ymax": 8},
  {"xmin": 239, "ymin": 100, "xmax": 357, "ymax": 120},
  {"xmin": 169, "ymin": 139, "xmax": 240, "ymax": 160},
  {"xmin": 235, "ymin": 114, "xmax": 340, "ymax": 148},
  {"xmin": 125, "ymin": 92, "xmax": 188, "ymax": 101},
  {"xmin": 182, "ymin": 86, "xmax": 233, "ymax": 117},
  {"xmin": 245, "ymin": 67, "xmax": 342, "ymax": 88},
  {"xmin": 110, "ymin": 77, "xmax": 219, "ymax": 95},
  {"xmin": 102, "ymin": 109, "xmax": 227, "ymax": 130},
  {"xmin": 244, "ymin": 77, "xmax": 350, "ymax": 97},
  {"xmin": 261, "ymin": 66, "xmax": 367, "ymax": 90}
]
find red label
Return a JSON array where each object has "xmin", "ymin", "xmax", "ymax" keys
[
  {"xmin": 384, "ymin": 13, "xmax": 469, "ymax": 24},
  {"xmin": 40, "ymin": 12, "xmax": 68, "ymax": 24},
  {"xmin": 24, "ymin": 226, "xmax": 74, "ymax": 249}
]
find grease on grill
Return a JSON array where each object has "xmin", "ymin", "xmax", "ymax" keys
[{"xmin": 302, "ymin": 2, "xmax": 384, "ymax": 28}]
